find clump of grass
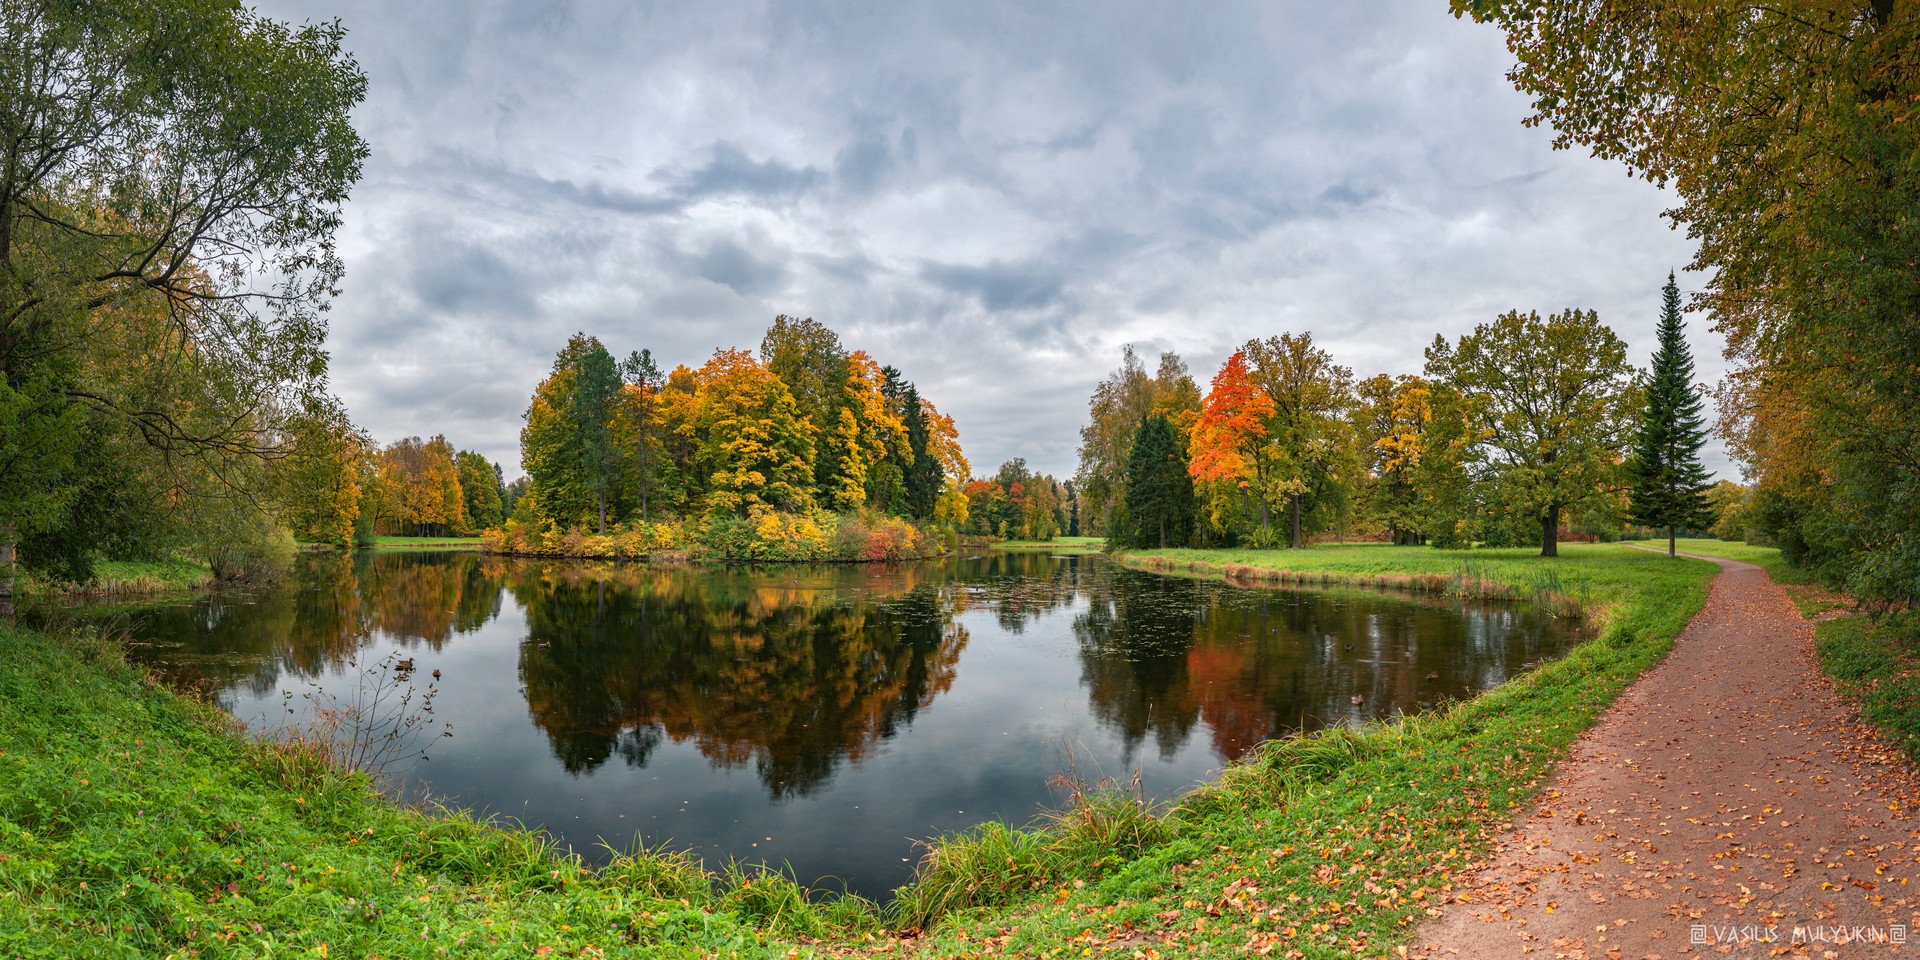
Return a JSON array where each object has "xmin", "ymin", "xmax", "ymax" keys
[
  {"xmin": 889, "ymin": 819, "xmax": 1059, "ymax": 930},
  {"xmin": 598, "ymin": 838, "xmax": 711, "ymax": 903},
  {"xmin": 1042, "ymin": 768, "xmax": 1169, "ymax": 869}
]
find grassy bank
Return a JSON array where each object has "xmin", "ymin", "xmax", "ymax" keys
[
  {"xmin": 367, "ymin": 534, "xmax": 487, "ymax": 551},
  {"xmin": 1816, "ymin": 612, "xmax": 1920, "ymax": 763},
  {"xmin": 2, "ymin": 542, "xmax": 1719, "ymax": 958},
  {"xmin": 989, "ymin": 535, "xmax": 1103, "ymax": 552},
  {"xmin": 0, "ymin": 623, "xmax": 855, "ymax": 958},
  {"xmin": 20, "ymin": 558, "xmax": 213, "ymax": 604}
]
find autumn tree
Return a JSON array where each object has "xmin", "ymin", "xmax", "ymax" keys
[
  {"xmin": 1451, "ymin": 1, "xmax": 1920, "ymax": 598},
  {"xmin": 922, "ymin": 398, "xmax": 972, "ymax": 528},
  {"xmin": 834, "ymin": 351, "xmax": 904, "ymax": 512},
  {"xmin": 0, "ymin": 1, "xmax": 366, "ymax": 613},
  {"xmin": 691, "ymin": 348, "xmax": 816, "ymax": 517},
  {"xmin": 274, "ymin": 410, "xmax": 371, "ymax": 547},
  {"xmin": 1123, "ymin": 415, "xmax": 1196, "ymax": 548},
  {"xmin": 1075, "ymin": 347, "xmax": 1202, "ymax": 537},
  {"xmin": 1188, "ymin": 351, "xmax": 1273, "ymax": 538},
  {"xmin": 1627, "ymin": 274, "xmax": 1714, "ymax": 557},
  {"xmin": 1354, "ymin": 374, "xmax": 1435, "ymax": 545},
  {"xmin": 1427, "ymin": 309, "xmax": 1637, "ymax": 557},
  {"xmin": 1243, "ymin": 333, "xmax": 1355, "ymax": 549},
  {"xmin": 380, "ymin": 436, "xmax": 464, "ymax": 537}
]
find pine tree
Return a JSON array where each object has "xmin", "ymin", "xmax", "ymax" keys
[
  {"xmin": 902, "ymin": 383, "xmax": 942, "ymax": 521},
  {"xmin": 1628, "ymin": 273, "xmax": 1715, "ymax": 557},
  {"xmin": 1123, "ymin": 415, "xmax": 1195, "ymax": 548},
  {"xmin": 572, "ymin": 343, "xmax": 622, "ymax": 534}
]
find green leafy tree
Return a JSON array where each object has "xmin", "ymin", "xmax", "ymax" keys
[
  {"xmin": 1707, "ymin": 480, "xmax": 1751, "ymax": 542},
  {"xmin": 1627, "ymin": 274, "xmax": 1714, "ymax": 557},
  {"xmin": 1122, "ymin": 414, "xmax": 1196, "ymax": 548},
  {"xmin": 1450, "ymin": 1, "xmax": 1920, "ymax": 600},
  {"xmin": 455, "ymin": 450, "xmax": 505, "ymax": 532},
  {"xmin": 1242, "ymin": 333, "xmax": 1355, "ymax": 549},
  {"xmin": 0, "ymin": 0, "xmax": 366, "ymax": 614},
  {"xmin": 521, "ymin": 335, "xmax": 605, "ymax": 530},
  {"xmin": 1427, "ymin": 309, "xmax": 1638, "ymax": 557},
  {"xmin": 760, "ymin": 315, "xmax": 849, "ymax": 487}
]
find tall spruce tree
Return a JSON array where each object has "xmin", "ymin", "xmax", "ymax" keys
[
  {"xmin": 1628, "ymin": 273, "xmax": 1715, "ymax": 557},
  {"xmin": 572, "ymin": 343, "xmax": 622, "ymax": 534},
  {"xmin": 902, "ymin": 383, "xmax": 942, "ymax": 521},
  {"xmin": 1122, "ymin": 415, "xmax": 1195, "ymax": 548}
]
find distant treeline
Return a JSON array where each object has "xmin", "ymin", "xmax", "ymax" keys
[
  {"xmin": 488, "ymin": 316, "xmax": 971, "ymax": 561},
  {"xmin": 1078, "ymin": 275, "xmax": 1721, "ymax": 558}
]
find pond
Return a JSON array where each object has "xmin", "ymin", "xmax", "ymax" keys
[{"xmin": 108, "ymin": 549, "xmax": 1580, "ymax": 900}]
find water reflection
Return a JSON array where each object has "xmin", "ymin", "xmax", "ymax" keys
[
  {"xmin": 109, "ymin": 549, "xmax": 1579, "ymax": 898},
  {"xmin": 510, "ymin": 563, "xmax": 966, "ymax": 795}
]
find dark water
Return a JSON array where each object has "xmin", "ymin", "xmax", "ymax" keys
[{"xmin": 107, "ymin": 550, "xmax": 1579, "ymax": 899}]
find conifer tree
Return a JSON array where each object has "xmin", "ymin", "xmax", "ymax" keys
[
  {"xmin": 902, "ymin": 383, "xmax": 942, "ymax": 520},
  {"xmin": 1628, "ymin": 273, "xmax": 1715, "ymax": 557},
  {"xmin": 572, "ymin": 343, "xmax": 622, "ymax": 534},
  {"xmin": 1122, "ymin": 414, "xmax": 1195, "ymax": 548}
]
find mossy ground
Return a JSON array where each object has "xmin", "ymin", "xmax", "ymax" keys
[{"xmin": 1, "ymin": 541, "xmax": 1722, "ymax": 958}]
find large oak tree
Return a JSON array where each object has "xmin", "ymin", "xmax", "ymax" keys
[{"xmin": 1426, "ymin": 309, "xmax": 1637, "ymax": 557}]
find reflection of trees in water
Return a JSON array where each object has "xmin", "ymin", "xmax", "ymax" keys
[
  {"xmin": 123, "ymin": 551, "xmax": 502, "ymax": 697},
  {"xmin": 1072, "ymin": 567, "xmax": 1578, "ymax": 765},
  {"xmin": 511, "ymin": 562, "xmax": 968, "ymax": 798},
  {"xmin": 960, "ymin": 551, "xmax": 1091, "ymax": 633}
]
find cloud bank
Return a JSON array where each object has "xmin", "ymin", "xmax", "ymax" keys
[{"xmin": 259, "ymin": 0, "xmax": 1723, "ymax": 480}]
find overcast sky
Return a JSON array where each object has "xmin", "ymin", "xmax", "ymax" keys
[{"xmin": 255, "ymin": 0, "xmax": 1728, "ymax": 482}]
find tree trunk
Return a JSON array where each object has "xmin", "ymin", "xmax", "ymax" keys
[
  {"xmin": 1668, "ymin": 526, "xmax": 1677, "ymax": 558},
  {"xmin": 1258, "ymin": 494, "xmax": 1270, "ymax": 532},
  {"xmin": 597, "ymin": 493, "xmax": 606, "ymax": 535},
  {"xmin": 1541, "ymin": 504, "xmax": 1561, "ymax": 558},
  {"xmin": 1289, "ymin": 494, "xmax": 1303, "ymax": 550},
  {"xmin": 1158, "ymin": 516, "xmax": 1167, "ymax": 548}
]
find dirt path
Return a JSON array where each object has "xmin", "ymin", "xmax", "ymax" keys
[{"xmin": 1414, "ymin": 556, "xmax": 1920, "ymax": 958}]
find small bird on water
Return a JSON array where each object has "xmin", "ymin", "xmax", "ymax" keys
[{"xmin": 1350, "ymin": 695, "xmax": 1364, "ymax": 705}]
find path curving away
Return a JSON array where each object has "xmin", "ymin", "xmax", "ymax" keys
[{"xmin": 1414, "ymin": 556, "xmax": 1920, "ymax": 958}]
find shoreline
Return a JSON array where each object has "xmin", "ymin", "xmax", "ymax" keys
[{"xmin": 4, "ymin": 541, "xmax": 1730, "ymax": 957}]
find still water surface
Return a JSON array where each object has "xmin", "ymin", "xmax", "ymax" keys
[{"xmin": 118, "ymin": 550, "xmax": 1579, "ymax": 899}]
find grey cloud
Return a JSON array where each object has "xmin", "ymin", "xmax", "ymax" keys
[
  {"xmin": 256, "ymin": 0, "xmax": 1718, "ymax": 480},
  {"xmin": 665, "ymin": 142, "xmax": 824, "ymax": 200},
  {"xmin": 919, "ymin": 259, "xmax": 1067, "ymax": 313},
  {"xmin": 692, "ymin": 238, "xmax": 789, "ymax": 296}
]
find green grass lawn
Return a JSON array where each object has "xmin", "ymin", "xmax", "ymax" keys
[
  {"xmin": 1621, "ymin": 536, "xmax": 1846, "ymax": 617},
  {"xmin": 1, "ymin": 540, "xmax": 1721, "ymax": 958},
  {"xmin": 990, "ymin": 535, "xmax": 1104, "ymax": 552},
  {"xmin": 366, "ymin": 535, "xmax": 487, "ymax": 551}
]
